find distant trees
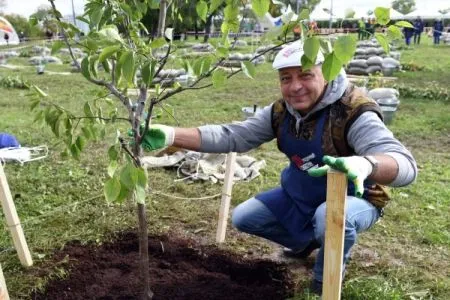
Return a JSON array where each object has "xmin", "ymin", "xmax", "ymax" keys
[{"xmin": 30, "ymin": 5, "xmax": 59, "ymax": 35}]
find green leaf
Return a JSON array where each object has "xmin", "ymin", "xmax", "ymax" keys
[
  {"xmin": 150, "ymin": 0, "xmax": 160, "ymax": 9},
  {"xmin": 298, "ymin": 8, "xmax": 310, "ymax": 20},
  {"xmin": 319, "ymin": 39, "xmax": 332, "ymax": 55},
  {"xmin": 374, "ymin": 7, "xmax": 390, "ymax": 25},
  {"xmin": 395, "ymin": 21, "xmax": 413, "ymax": 28},
  {"xmin": 136, "ymin": 168, "xmax": 148, "ymax": 188},
  {"xmin": 99, "ymin": 45, "xmax": 121, "ymax": 62},
  {"xmin": 114, "ymin": 52, "xmax": 123, "ymax": 85},
  {"xmin": 98, "ymin": 25, "xmax": 123, "ymax": 43},
  {"xmin": 119, "ymin": 51, "xmax": 135, "ymax": 84},
  {"xmin": 322, "ymin": 52, "xmax": 343, "ymax": 81},
  {"xmin": 300, "ymin": 55, "xmax": 314, "ymax": 71},
  {"xmin": 64, "ymin": 117, "xmax": 72, "ymax": 133},
  {"xmin": 202, "ymin": 56, "xmax": 212, "ymax": 74},
  {"xmin": 107, "ymin": 160, "xmax": 118, "ymax": 178},
  {"xmin": 216, "ymin": 46, "xmax": 229, "ymax": 58},
  {"xmin": 70, "ymin": 143, "xmax": 81, "ymax": 160},
  {"xmin": 30, "ymin": 99, "xmax": 40, "ymax": 111},
  {"xmin": 141, "ymin": 61, "xmax": 156, "ymax": 87},
  {"xmin": 212, "ymin": 69, "xmax": 227, "ymax": 88},
  {"xmin": 51, "ymin": 40, "xmax": 64, "ymax": 55},
  {"xmin": 252, "ymin": 0, "xmax": 270, "ymax": 17},
  {"xmin": 374, "ymin": 32, "xmax": 389, "ymax": 54},
  {"xmin": 209, "ymin": 0, "xmax": 224, "ymax": 13},
  {"xmin": 119, "ymin": 2, "xmax": 133, "ymax": 17},
  {"xmin": 150, "ymin": 37, "xmax": 166, "ymax": 49},
  {"xmin": 104, "ymin": 177, "xmax": 121, "ymax": 202},
  {"xmin": 304, "ymin": 37, "xmax": 320, "ymax": 63},
  {"xmin": 75, "ymin": 136, "xmax": 86, "ymax": 151},
  {"xmin": 120, "ymin": 163, "xmax": 138, "ymax": 190},
  {"xmin": 84, "ymin": 102, "xmax": 95, "ymax": 118},
  {"xmin": 89, "ymin": 55, "xmax": 99, "ymax": 78},
  {"xmin": 108, "ymin": 145, "xmax": 119, "ymax": 160},
  {"xmin": 89, "ymin": 7, "xmax": 104, "ymax": 29},
  {"xmin": 193, "ymin": 58, "xmax": 204, "ymax": 76},
  {"xmin": 135, "ymin": 185, "xmax": 146, "ymax": 204},
  {"xmin": 101, "ymin": 60, "xmax": 111, "ymax": 73},
  {"xmin": 196, "ymin": 1, "xmax": 208, "ymax": 22},
  {"xmin": 387, "ymin": 25, "xmax": 402, "ymax": 40},
  {"xmin": 81, "ymin": 56, "xmax": 91, "ymax": 80},
  {"xmin": 221, "ymin": 4, "xmax": 239, "ymax": 33},
  {"xmin": 333, "ymin": 35, "xmax": 356, "ymax": 64},
  {"xmin": 241, "ymin": 61, "xmax": 256, "ymax": 79},
  {"xmin": 116, "ymin": 183, "xmax": 131, "ymax": 203},
  {"xmin": 81, "ymin": 126, "xmax": 93, "ymax": 139}
]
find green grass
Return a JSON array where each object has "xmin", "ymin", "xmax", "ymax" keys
[
  {"xmin": 395, "ymin": 35, "xmax": 450, "ymax": 89},
  {"xmin": 0, "ymin": 39, "xmax": 449, "ymax": 299}
]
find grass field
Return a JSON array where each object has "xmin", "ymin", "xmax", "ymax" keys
[{"xmin": 0, "ymin": 35, "xmax": 449, "ymax": 299}]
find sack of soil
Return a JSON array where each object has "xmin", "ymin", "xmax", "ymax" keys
[
  {"xmin": 348, "ymin": 59, "xmax": 368, "ymax": 69},
  {"xmin": 367, "ymin": 56, "xmax": 383, "ymax": 66},
  {"xmin": 382, "ymin": 57, "xmax": 400, "ymax": 69},
  {"xmin": 366, "ymin": 65, "xmax": 382, "ymax": 74},
  {"xmin": 347, "ymin": 67, "xmax": 368, "ymax": 75},
  {"xmin": 368, "ymin": 88, "xmax": 399, "ymax": 100}
]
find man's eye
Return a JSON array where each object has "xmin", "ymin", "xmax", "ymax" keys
[
  {"xmin": 280, "ymin": 77, "xmax": 290, "ymax": 82},
  {"xmin": 300, "ymin": 73, "xmax": 313, "ymax": 79}
]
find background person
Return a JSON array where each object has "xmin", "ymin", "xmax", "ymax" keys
[
  {"xmin": 433, "ymin": 19, "xmax": 444, "ymax": 44},
  {"xmin": 403, "ymin": 24, "xmax": 414, "ymax": 46},
  {"xmin": 138, "ymin": 41, "xmax": 417, "ymax": 295},
  {"xmin": 413, "ymin": 16, "xmax": 424, "ymax": 44},
  {"xmin": 358, "ymin": 18, "xmax": 365, "ymax": 40}
]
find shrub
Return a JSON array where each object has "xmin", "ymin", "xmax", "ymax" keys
[{"xmin": 0, "ymin": 76, "xmax": 29, "ymax": 89}]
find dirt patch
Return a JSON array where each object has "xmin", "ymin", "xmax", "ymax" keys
[{"xmin": 32, "ymin": 232, "xmax": 294, "ymax": 300}]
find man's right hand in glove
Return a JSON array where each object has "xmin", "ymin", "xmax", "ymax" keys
[{"xmin": 138, "ymin": 124, "xmax": 175, "ymax": 151}]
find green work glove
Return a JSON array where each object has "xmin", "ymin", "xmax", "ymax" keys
[
  {"xmin": 308, "ymin": 155, "xmax": 373, "ymax": 198},
  {"xmin": 129, "ymin": 124, "xmax": 175, "ymax": 151}
]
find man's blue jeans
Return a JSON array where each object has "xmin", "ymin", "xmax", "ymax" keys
[{"xmin": 231, "ymin": 196, "xmax": 380, "ymax": 282}]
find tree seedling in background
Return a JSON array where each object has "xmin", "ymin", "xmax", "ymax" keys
[{"xmin": 28, "ymin": 0, "xmax": 409, "ymax": 298}]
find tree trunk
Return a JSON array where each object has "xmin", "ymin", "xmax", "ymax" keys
[
  {"xmin": 133, "ymin": 124, "xmax": 152, "ymax": 299},
  {"xmin": 194, "ymin": 22, "xmax": 199, "ymax": 40},
  {"xmin": 156, "ymin": 0, "xmax": 168, "ymax": 38},
  {"xmin": 203, "ymin": 14, "xmax": 213, "ymax": 43},
  {"xmin": 138, "ymin": 202, "xmax": 153, "ymax": 299}
]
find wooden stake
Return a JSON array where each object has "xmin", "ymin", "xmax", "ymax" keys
[
  {"xmin": 216, "ymin": 152, "xmax": 237, "ymax": 243},
  {"xmin": 0, "ymin": 264, "xmax": 10, "ymax": 300},
  {"xmin": 0, "ymin": 164, "xmax": 33, "ymax": 267},
  {"xmin": 323, "ymin": 169, "xmax": 347, "ymax": 300}
]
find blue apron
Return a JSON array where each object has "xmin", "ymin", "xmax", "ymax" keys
[{"xmin": 257, "ymin": 109, "xmax": 360, "ymax": 244}]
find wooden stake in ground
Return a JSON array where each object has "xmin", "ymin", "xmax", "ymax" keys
[
  {"xmin": 0, "ymin": 264, "xmax": 10, "ymax": 300},
  {"xmin": 323, "ymin": 169, "xmax": 348, "ymax": 300},
  {"xmin": 0, "ymin": 164, "xmax": 33, "ymax": 267},
  {"xmin": 216, "ymin": 152, "xmax": 237, "ymax": 243}
]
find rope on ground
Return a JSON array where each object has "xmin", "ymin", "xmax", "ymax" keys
[
  {"xmin": 1, "ymin": 188, "xmax": 220, "ymax": 231},
  {"xmin": 150, "ymin": 190, "xmax": 222, "ymax": 201}
]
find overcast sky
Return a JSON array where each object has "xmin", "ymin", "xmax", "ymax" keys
[{"xmin": 2, "ymin": 0, "xmax": 449, "ymax": 18}]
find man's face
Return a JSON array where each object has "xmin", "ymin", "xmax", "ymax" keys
[{"xmin": 278, "ymin": 65, "xmax": 327, "ymax": 115}]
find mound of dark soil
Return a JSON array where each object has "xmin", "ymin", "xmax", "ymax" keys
[{"xmin": 33, "ymin": 232, "xmax": 294, "ymax": 299}]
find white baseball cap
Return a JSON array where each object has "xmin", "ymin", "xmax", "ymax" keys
[{"xmin": 272, "ymin": 41, "xmax": 324, "ymax": 70}]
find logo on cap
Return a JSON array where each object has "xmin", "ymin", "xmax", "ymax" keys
[{"xmin": 282, "ymin": 47, "xmax": 301, "ymax": 58}]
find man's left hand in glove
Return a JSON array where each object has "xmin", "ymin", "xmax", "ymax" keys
[{"xmin": 308, "ymin": 155, "xmax": 374, "ymax": 198}]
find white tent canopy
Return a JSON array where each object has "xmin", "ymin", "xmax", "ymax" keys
[{"xmin": 0, "ymin": 17, "xmax": 20, "ymax": 45}]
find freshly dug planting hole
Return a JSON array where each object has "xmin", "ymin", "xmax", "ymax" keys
[{"xmin": 33, "ymin": 232, "xmax": 294, "ymax": 299}]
